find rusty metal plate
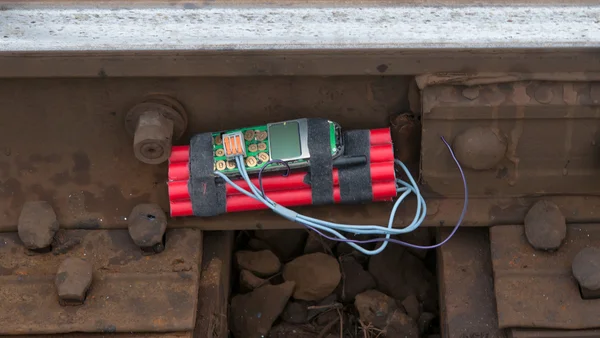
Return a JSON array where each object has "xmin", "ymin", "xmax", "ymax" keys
[
  {"xmin": 509, "ymin": 328, "xmax": 600, "ymax": 338},
  {"xmin": 0, "ymin": 77, "xmax": 408, "ymax": 231},
  {"xmin": 421, "ymin": 81, "xmax": 600, "ymax": 197},
  {"xmin": 195, "ymin": 231, "xmax": 234, "ymax": 338},
  {"xmin": 438, "ymin": 227, "xmax": 506, "ymax": 338},
  {"xmin": 0, "ymin": 229, "xmax": 202, "ymax": 335},
  {"xmin": 490, "ymin": 225, "xmax": 600, "ymax": 330},
  {"xmin": 3, "ymin": 51, "xmax": 600, "ymax": 78},
  {"xmin": 36, "ymin": 334, "xmax": 192, "ymax": 338}
]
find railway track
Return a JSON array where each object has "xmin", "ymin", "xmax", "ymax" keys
[{"xmin": 1, "ymin": 1, "xmax": 600, "ymax": 337}]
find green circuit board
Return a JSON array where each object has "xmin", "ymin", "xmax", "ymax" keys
[{"xmin": 212, "ymin": 122, "xmax": 338, "ymax": 176}]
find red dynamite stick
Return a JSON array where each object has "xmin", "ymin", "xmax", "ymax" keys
[
  {"xmin": 168, "ymin": 143, "xmax": 394, "ymax": 182},
  {"xmin": 168, "ymin": 161, "xmax": 396, "ymax": 201},
  {"xmin": 167, "ymin": 128, "xmax": 392, "ymax": 164},
  {"xmin": 169, "ymin": 180, "xmax": 397, "ymax": 217},
  {"xmin": 369, "ymin": 128, "xmax": 392, "ymax": 145},
  {"xmin": 169, "ymin": 146, "xmax": 190, "ymax": 163},
  {"xmin": 168, "ymin": 162, "xmax": 190, "ymax": 181}
]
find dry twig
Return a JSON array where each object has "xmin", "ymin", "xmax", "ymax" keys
[{"xmin": 307, "ymin": 302, "xmax": 343, "ymax": 311}]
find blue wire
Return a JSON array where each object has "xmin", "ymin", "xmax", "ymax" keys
[{"xmin": 214, "ymin": 156, "xmax": 428, "ymax": 255}]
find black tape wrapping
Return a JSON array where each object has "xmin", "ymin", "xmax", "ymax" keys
[
  {"xmin": 188, "ymin": 132, "xmax": 227, "ymax": 217},
  {"xmin": 338, "ymin": 130, "xmax": 373, "ymax": 203},
  {"xmin": 307, "ymin": 119, "xmax": 334, "ymax": 205}
]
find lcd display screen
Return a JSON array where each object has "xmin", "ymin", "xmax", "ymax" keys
[{"xmin": 268, "ymin": 122, "xmax": 302, "ymax": 160}]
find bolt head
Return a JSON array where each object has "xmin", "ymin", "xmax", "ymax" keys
[
  {"xmin": 573, "ymin": 247, "xmax": 600, "ymax": 291},
  {"xmin": 534, "ymin": 86, "xmax": 554, "ymax": 104},
  {"xmin": 462, "ymin": 87, "xmax": 480, "ymax": 100},
  {"xmin": 524, "ymin": 200, "xmax": 566, "ymax": 251},
  {"xmin": 18, "ymin": 201, "xmax": 59, "ymax": 250},
  {"xmin": 452, "ymin": 127, "xmax": 507, "ymax": 170},
  {"xmin": 56, "ymin": 258, "xmax": 93, "ymax": 305},
  {"xmin": 133, "ymin": 112, "xmax": 174, "ymax": 164},
  {"xmin": 128, "ymin": 204, "xmax": 167, "ymax": 250}
]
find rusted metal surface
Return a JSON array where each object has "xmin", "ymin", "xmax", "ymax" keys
[
  {"xmin": 421, "ymin": 81, "xmax": 600, "ymax": 197},
  {"xmin": 438, "ymin": 227, "xmax": 506, "ymax": 338},
  {"xmin": 0, "ymin": 76, "xmax": 409, "ymax": 230},
  {"xmin": 36, "ymin": 333, "xmax": 192, "ymax": 338},
  {"xmin": 3, "ymin": 51, "xmax": 600, "ymax": 78},
  {"xmin": 416, "ymin": 73, "xmax": 600, "ymax": 89},
  {"xmin": 195, "ymin": 231, "xmax": 235, "ymax": 338},
  {"xmin": 490, "ymin": 225, "xmax": 600, "ymax": 329},
  {"xmin": 508, "ymin": 328, "xmax": 600, "ymax": 338},
  {"xmin": 0, "ymin": 228, "xmax": 202, "ymax": 335}
]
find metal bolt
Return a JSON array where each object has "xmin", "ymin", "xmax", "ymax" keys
[
  {"xmin": 133, "ymin": 111, "xmax": 174, "ymax": 164},
  {"xmin": 56, "ymin": 257, "xmax": 93, "ymax": 306},
  {"xmin": 452, "ymin": 127, "xmax": 507, "ymax": 170},
  {"xmin": 128, "ymin": 204, "xmax": 167, "ymax": 254},
  {"xmin": 590, "ymin": 84, "xmax": 600, "ymax": 104},
  {"xmin": 18, "ymin": 201, "xmax": 59, "ymax": 251},
  {"xmin": 462, "ymin": 87, "xmax": 479, "ymax": 100},
  {"xmin": 524, "ymin": 200, "xmax": 566, "ymax": 251},
  {"xmin": 534, "ymin": 85, "xmax": 554, "ymax": 104},
  {"xmin": 124, "ymin": 95, "xmax": 187, "ymax": 165},
  {"xmin": 572, "ymin": 247, "xmax": 600, "ymax": 299}
]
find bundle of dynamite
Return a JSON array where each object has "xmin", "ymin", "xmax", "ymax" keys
[{"xmin": 167, "ymin": 122, "xmax": 397, "ymax": 217}]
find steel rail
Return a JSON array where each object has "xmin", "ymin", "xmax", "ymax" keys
[{"xmin": 1, "ymin": 3, "xmax": 600, "ymax": 52}]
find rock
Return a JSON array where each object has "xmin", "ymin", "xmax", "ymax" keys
[
  {"xmin": 355, "ymin": 289, "xmax": 399, "ymax": 329},
  {"xmin": 282, "ymin": 301, "xmax": 309, "ymax": 324},
  {"xmin": 401, "ymin": 294, "xmax": 421, "ymax": 320},
  {"xmin": 397, "ymin": 228, "xmax": 432, "ymax": 260},
  {"xmin": 572, "ymin": 247, "xmax": 600, "ymax": 290},
  {"xmin": 524, "ymin": 200, "xmax": 566, "ymax": 251},
  {"xmin": 248, "ymin": 238, "xmax": 271, "ymax": 251},
  {"xmin": 128, "ymin": 204, "xmax": 167, "ymax": 250},
  {"xmin": 336, "ymin": 256, "xmax": 376, "ymax": 302},
  {"xmin": 230, "ymin": 281, "xmax": 295, "ymax": 338},
  {"xmin": 255, "ymin": 229, "xmax": 308, "ymax": 261},
  {"xmin": 368, "ymin": 244, "xmax": 436, "ymax": 311},
  {"xmin": 18, "ymin": 201, "xmax": 59, "ymax": 250},
  {"xmin": 240, "ymin": 269, "xmax": 267, "ymax": 292},
  {"xmin": 385, "ymin": 310, "xmax": 419, "ymax": 338},
  {"xmin": 304, "ymin": 230, "xmax": 336, "ymax": 254},
  {"xmin": 418, "ymin": 312, "xmax": 436, "ymax": 334},
  {"xmin": 55, "ymin": 258, "xmax": 93, "ymax": 305},
  {"xmin": 236, "ymin": 250, "xmax": 281, "ymax": 277},
  {"xmin": 268, "ymin": 323, "xmax": 319, "ymax": 338},
  {"xmin": 452, "ymin": 127, "xmax": 507, "ymax": 170},
  {"xmin": 283, "ymin": 253, "xmax": 341, "ymax": 301}
]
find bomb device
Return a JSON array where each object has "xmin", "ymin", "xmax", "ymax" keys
[{"xmin": 167, "ymin": 117, "xmax": 466, "ymax": 256}]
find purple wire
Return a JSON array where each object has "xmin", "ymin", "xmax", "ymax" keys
[{"xmin": 256, "ymin": 135, "xmax": 468, "ymax": 250}]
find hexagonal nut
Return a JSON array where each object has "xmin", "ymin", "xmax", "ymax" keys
[
  {"xmin": 55, "ymin": 258, "xmax": 93, "ymax": 305},
  {"xmin": 534, "ymin": 85, "xmax": 554, "ymax": 104},
  {"xmin": 128, "ymin": 204, "xmax": 167, "ymax": 249},
  {"xmin": 18, "ymin": 201, "xmax": 59, "ymax": 250},
  {"xmin": 462, "ymin": 87, "xmax": 480, "ymax": 100},
  {"xmin": 452, "ymin": 127, "xmax": 507, "ymax": 170},
  {"xmin": 572, "ymin": 247, "xmax": 600, "ymax": 291},
  {"xmin": 133, "ymin": 111, "xmax": 175, "ymax": 165},
  {"xmin": 524, "ymin": 200, "xmax": 566, "ymax": 251}
]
